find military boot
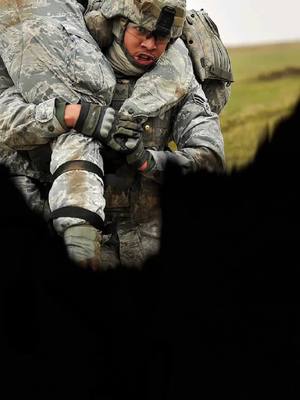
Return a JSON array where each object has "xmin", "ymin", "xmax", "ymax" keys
[{"xmin": 63, "ymin": 224, "xmax": 102, "ymax": 271}]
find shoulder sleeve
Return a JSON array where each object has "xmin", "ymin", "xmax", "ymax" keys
[
  {"xmin": 173, "ymin": 82, "xmax": 225, "ymax": 162},
  {"xmin": 0, "ymin": 87, "xmax": 65, "ymax": 150},
  {"xmin": 0, "ymin": 56, "xmax": 66, "ymax": 150},
  {"xmin": 147, "ymin": 81, "xmax": 226, "ymax": 175}
]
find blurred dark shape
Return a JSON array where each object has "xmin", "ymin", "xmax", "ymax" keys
[
  {"xmin": 1, "ymin": 99, "xmax": 300, "ymax": 399},
  {"xmin": 256, "ymin": 66, "xmax": 300, "ymax": 81}
]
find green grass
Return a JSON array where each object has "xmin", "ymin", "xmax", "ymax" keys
[{"xmin": 221, "ymin": 41, "xmax": 300, "ymax": 170}]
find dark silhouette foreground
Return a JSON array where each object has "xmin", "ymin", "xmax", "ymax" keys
[{"xmin": 1, "ymin": 100, "xmax": 300, "ymax": 399}]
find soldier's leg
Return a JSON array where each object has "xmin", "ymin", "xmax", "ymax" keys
[
  {"xmin": 117, "ymin": 220, "xmax": 161, "ymax": 269},
  {"xmin": 9, "ymin": 17, "xmax": 115, "ymax": 268},
  {"xmin": 10, "ymin": 175, "xmax": 49, "ymax": 218},
  {"xmin": 99, "ymin": 232, "xmax": 121, "ymax": 270},
  {"xmin": 49, "ymin": 132, "xmax": 106, "ymax": 270}
]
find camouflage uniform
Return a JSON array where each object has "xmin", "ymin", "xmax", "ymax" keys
[
  {"xmin": 0, "ymin": 0, "xmax": 229, "ymax": 269},
  {"xmin": 100, "ymin": 69, "xmax": 225, "ymax": 268},
  {"xmin": 85, "ymin": 1, "xmax": 233, "ymax": 115},
  {"xmin": 0, "ymin": 0, "xmax": 116, "ymax": 237},
  {"xmin": 84, "ymin": 0, "xmax": 226, "ymax": 268}
]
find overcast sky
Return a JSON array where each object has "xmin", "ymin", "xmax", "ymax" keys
[{"xmin": 186, "ymin": 0, "xmax": 300, "ymax": 46}]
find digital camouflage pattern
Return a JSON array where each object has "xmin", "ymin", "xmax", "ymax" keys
[
  {"xmin": 101, "ymin": 74, "xmax": 225, "ymax": 268},
  {"xmin": 0, "ymin": 58, "xmax": 65, "ymax": 185},
  {"xmin": 181, "ymin": 9, "xmax": 233, "ymax": 114},
  {"xmin": 88, "ymin": 0, "xmax": 226, "ymax": 268},
  {"xmin": 100, "ymin": 0, "xmax": 186, "ymax": 39},
  {"xmin": 85, "ymin": 0, "xmax": 186, "ymax": 46},
  {"xmin": 49, "ymin": 133, "xmax": 106, "ymax": 232},
  {"xmin": 182, "ymin": 10, "xmax": 233, "ymax": 84},
  {"xmin": 0, "ymin": 0, "xmax": 115, "ymax": 105},
  {"xmin": 120, "ymin": 38, "xmax": 195, "ymax": 118},
  {"xmin": 85, "ymin": 0, "xmax": 197, "ymax": 118},
  {"xmin": 0, "ymin": 0, "xmax": 116, "ymax": 233},
  {"xmin": 85, "ymin": 1, "xmax": 232, "ymax": 114},
  {"xmin": 0, "ymin": 0, "xmax": 227, "ymax": 268}
]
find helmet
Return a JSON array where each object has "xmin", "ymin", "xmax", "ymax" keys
[{"xmin": 100, "ymin": 0, "xmax": 186, "ymax": 40}]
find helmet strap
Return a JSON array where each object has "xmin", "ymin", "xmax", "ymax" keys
[{"xmin": 153, "ymin": 6, "xmax": 176, "ymax": 38}]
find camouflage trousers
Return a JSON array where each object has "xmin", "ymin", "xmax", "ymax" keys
[
  {"xmin": 11, "ymin": 175, "xmax": 50, "ymax": 220},
  {"xmin": 100, "ymin": 219, "xmax": 161, "ymax": 269},
  {"xmin": 11, "ymin": 174, "xmax": 161, "ymax": 269},
  {"xmin": 9, "ymin": 17, "xmax": 115, "ymax": 235}
]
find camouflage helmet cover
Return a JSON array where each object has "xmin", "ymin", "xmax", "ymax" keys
[{"xmin": 101, "ymin": 0, "xmax": 186, "ymax": 39}]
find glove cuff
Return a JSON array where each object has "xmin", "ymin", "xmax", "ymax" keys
[
  {"xmin": 74, "ymin": 102, "xmax": 90, "ymax": 132},
  {"xmin": 127, "ymin": 148, "xmax": 155, "ymax": 172},
  {"xmin": 74, "ymin": 102, "xmax": 109, "ymax": 138},
  {"xmin": 55, "ymin": 100, "xmax": 68, "ymax": 130}
]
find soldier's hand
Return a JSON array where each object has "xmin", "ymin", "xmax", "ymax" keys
[
  {"xmin": 109, "ymin": 113, "xmax": 144, "ymax": 153},
  {"xmin": 125, "ymin": 137, "xmax": 152, "ymax": 171},
  {"xmin": 73, "ymin": 102, "xmax": 116, "ymax": 143},
  {"xmin": 111, "ymin": 114, "xmax": 155, "ymax": 171}
]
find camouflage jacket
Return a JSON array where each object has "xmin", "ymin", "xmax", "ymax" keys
[
  {"xmin": 0, "ymin": 0, "xmax": 112, "ymax": 181},
  {"xmin": 0, "ymin": 57, "xmax": 64, "ymax": 181},
  {"xmin": 0, "ymin": 0, "xmax": 225, "ymax": 183},
  {"xmin": 0, "ymin": 48, "xmax": 224, "ymax": 184},
  {"xmin": 103, "ymin": 67, "xmax": 225, "ymax": 223}
]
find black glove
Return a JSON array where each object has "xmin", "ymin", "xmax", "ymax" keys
[
  {"xmin": 74, "ymin": 104, "xmax": 144, "ymax": 155},
  {"xmin": 111, "ymin": 113, "xmax": 155, "ymax": 171},
  {"xmin": 74, "ymin": 102, "xmax": 116, "ymax": 144},
  {"xmin": 126, "ymin": 138, "xmax": 154, "ymax": 171},
  {"xmin": 110, "ymin": 113, "xmax": 143, "ymax": 154}
]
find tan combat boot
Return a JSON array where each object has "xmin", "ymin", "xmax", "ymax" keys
[{"xmin": 63, "ymin": 224, "xmax": 102, "ymax": 271}]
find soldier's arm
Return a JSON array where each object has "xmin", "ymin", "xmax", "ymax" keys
[
  {"xmin": 147, "ymin": 81, "xmax": 225, "ymax": 175},
  {"xmin": 0, "ymin": 59, "xmax": 66, "ymax": 150},
  {"xmin": 0, "ymin": 91, "xmax": 116, "ymax": 153}
]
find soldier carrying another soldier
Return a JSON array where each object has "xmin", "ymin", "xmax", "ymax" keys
[{"xmin": 0, "ymin": 0, "xmax": 233, "ymax": 269}]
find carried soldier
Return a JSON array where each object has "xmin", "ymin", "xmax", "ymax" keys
[{"xmin": 0, "ymin": 0, "xmax": 233, "ymax": 269}]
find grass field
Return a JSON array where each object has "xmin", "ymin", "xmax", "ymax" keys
[{"xmin": 221, "ymin": 41, "xmax": 300, "ymax": 170}]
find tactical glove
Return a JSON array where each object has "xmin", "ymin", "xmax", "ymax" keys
[
  {"xmin": 111, "ymin": 113, "xmax": 155, "ymax": 171},
  {"xmin": 74, "ymin": 102, "xmax": 116, "ymax": 144},
  {"xmin": 126, "ymin": 138, "xmax": 154, "ymax": 172},
  {"xmin": 109, "ymin": 113, "xmax": 143, "ymax": 153}
]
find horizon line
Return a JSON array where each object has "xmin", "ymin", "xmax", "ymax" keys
[{"xmin": 225, "ymin": 38, "xmax": 300, "ymax": 49}]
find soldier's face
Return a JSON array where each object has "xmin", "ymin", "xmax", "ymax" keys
[{"xmin": 124, "ymin": 23, "xmax": 169, "ymax": 66}]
